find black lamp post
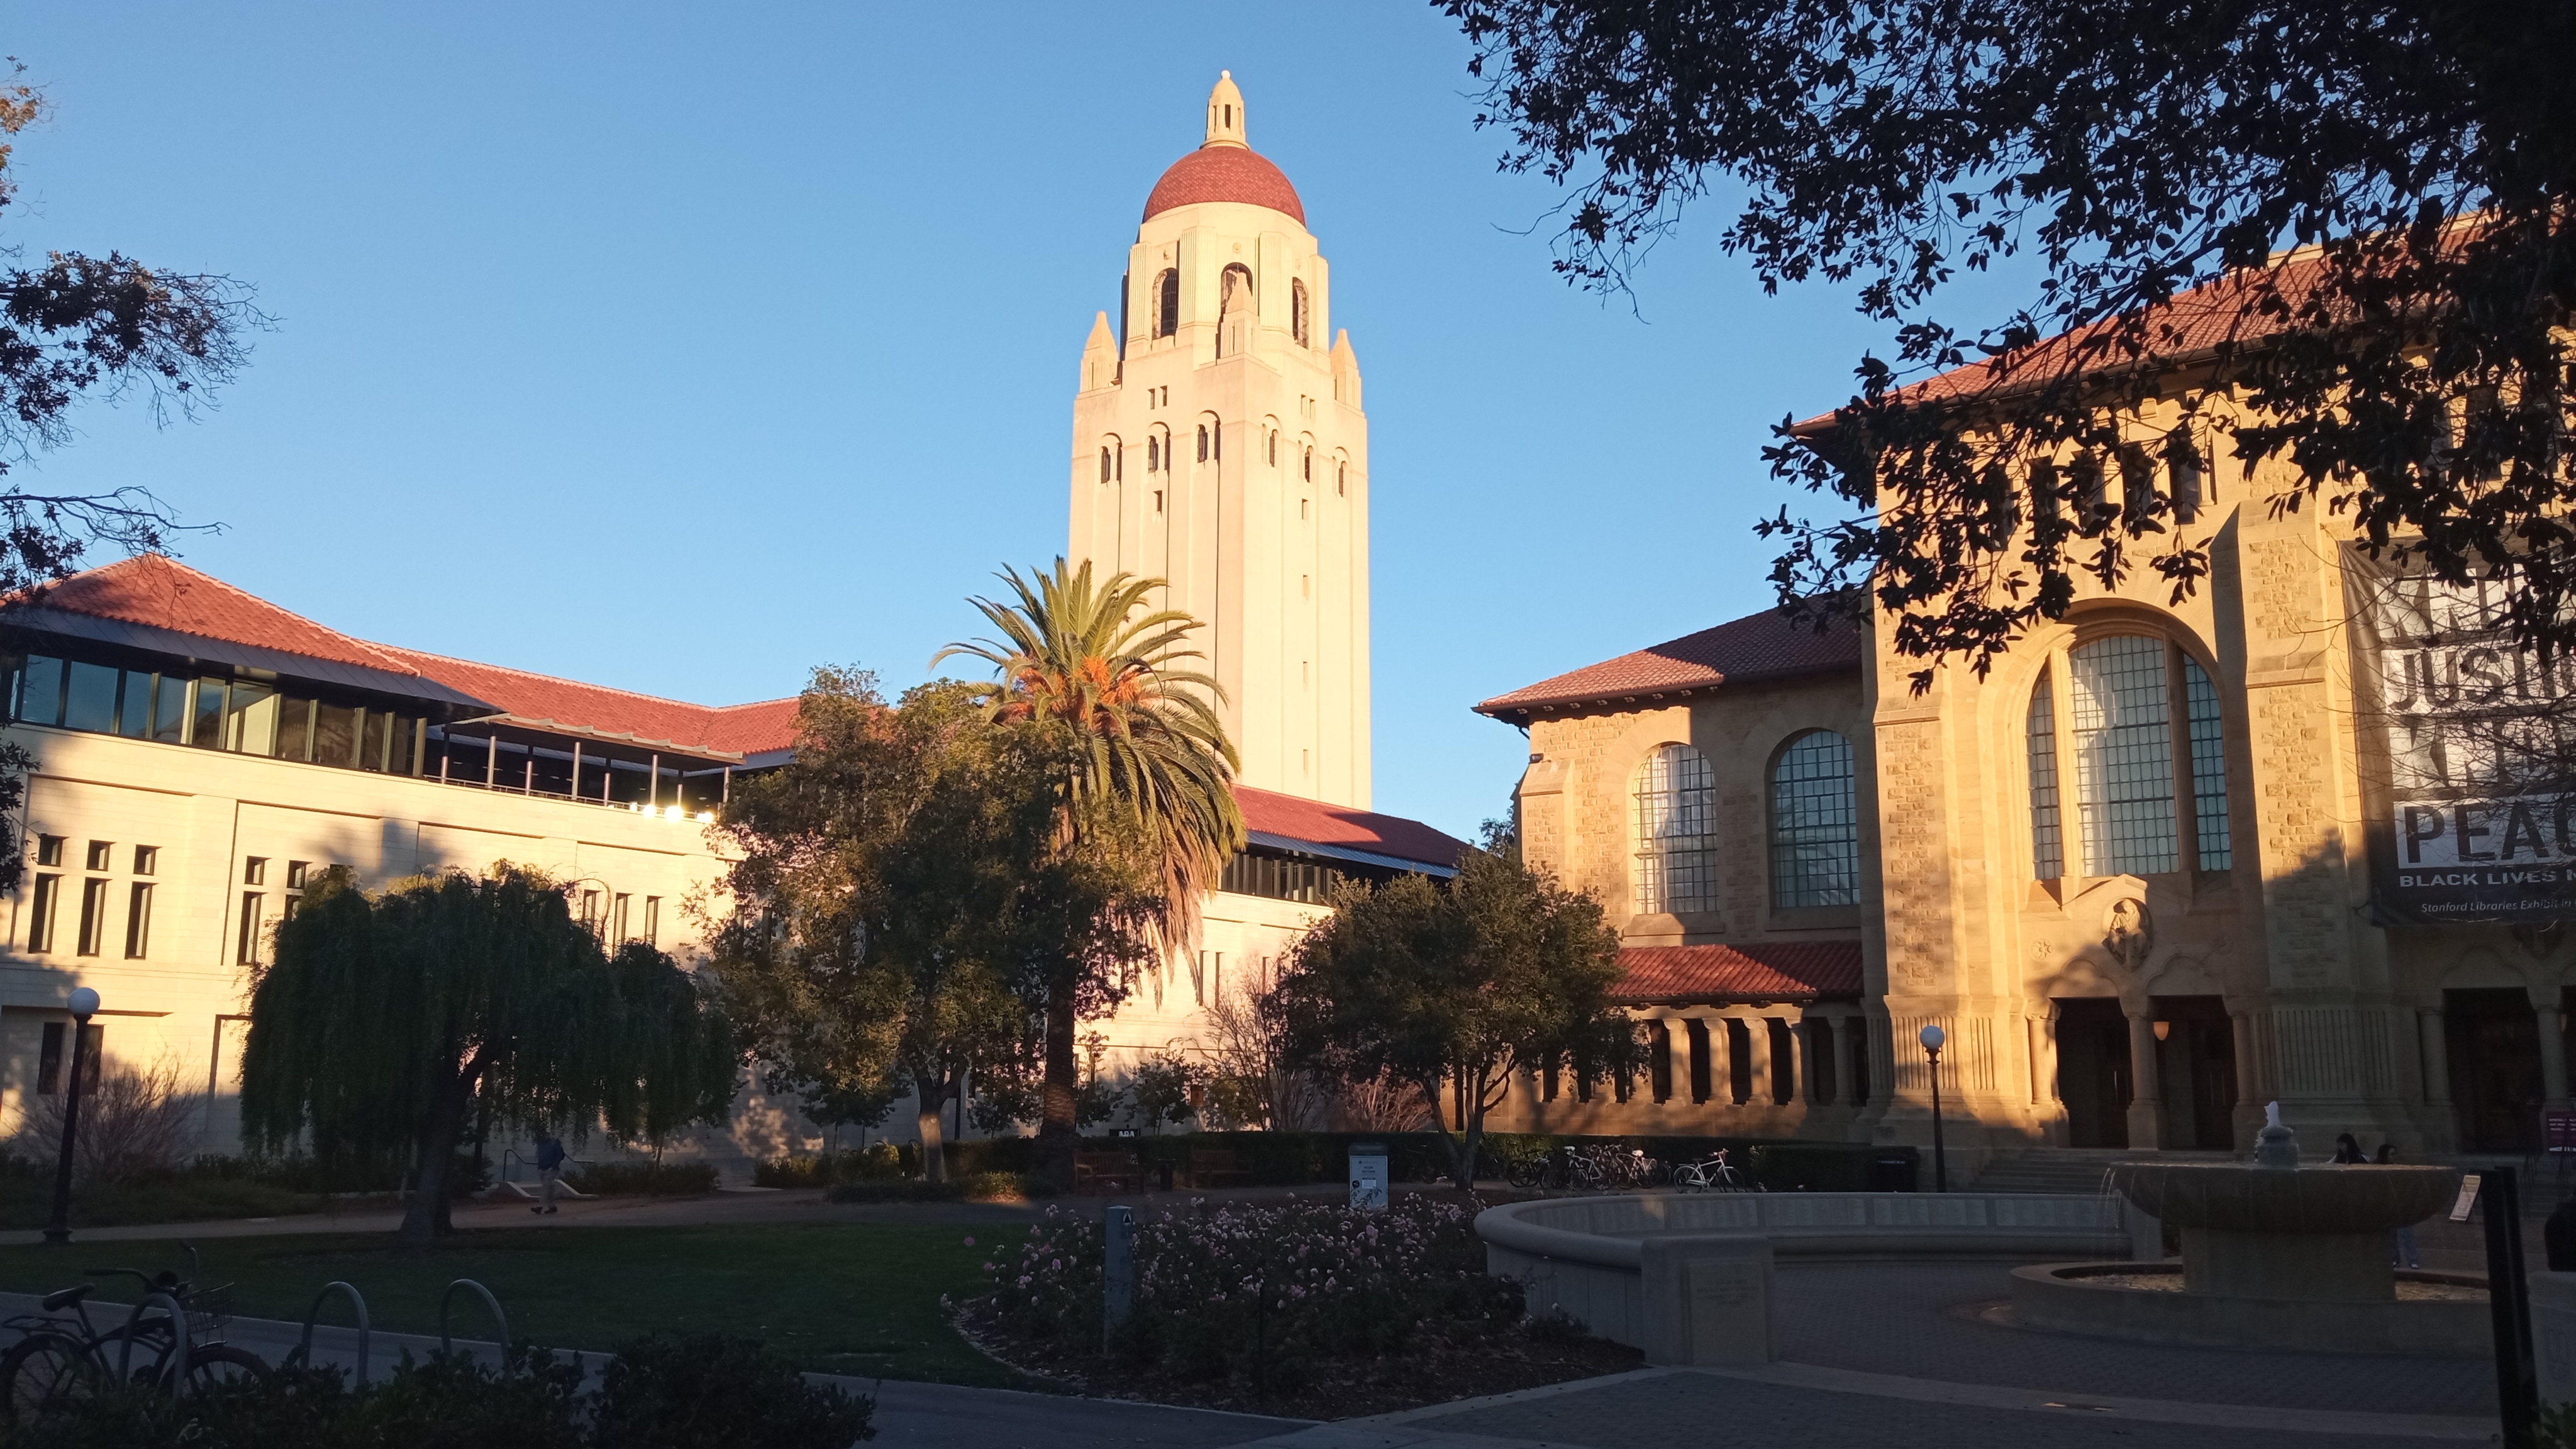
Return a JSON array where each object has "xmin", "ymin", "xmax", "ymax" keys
[
  {"xmin": 1919, "ymin": 1022, "xmax": 1948, "ymax": 1193},
  {"xmin": 42, "ymin": 986, "xmax": 100, "ymax": 1246}
]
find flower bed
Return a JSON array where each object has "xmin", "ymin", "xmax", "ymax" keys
[{"xmin": 959, "ymin": 1193, "xmax": 1637, "ymax": 1417}]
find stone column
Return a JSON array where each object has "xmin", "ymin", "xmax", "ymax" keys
[
  {"xmin": 1746, "ymin": 1018, "xmax": 1775, "ymax": 1106},
  {"xmin": 2538, "ymin": 999, "xmax": 2571, "ymax": 1111},
  {"xmin": 2125, "ymin": 1009, "xmax": 2164, "ymax": 1150},
  {"xmin": 2418, "ymin": 1008, "xmax": 2451, "ymax": 1105},
  {"xmin": 1842, "ymin": 1013, "xmax": 1868, "ymax": 1107}
]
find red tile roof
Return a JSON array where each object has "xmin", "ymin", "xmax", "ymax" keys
[
  {"xmin": 1792, "ymin": 248, "xmax": 2336, "ymax": 431},
  {"xmin": 1235, "ymin": 785, "xmax": 1468, "ymax": 870},
  {"xmin": 370, "ymin": 644, "xmax": 797, "ymax": 760},
  {"xmin": 1616, "ymin": 941, "xmax": 1863, "ymax": 1004},
  {"xmin": 15, "ymin": 553, "xmax": 422, "ymax": 677},
  {"xmin": 1144, "ymin": 145, "xmax": 1306, "ymax": 225},
  {"xmin": 9, "ymin": 555, "xmax": 799, "ymax": 760},
  {"xmin": 1475, "ymin": 606, "xmax": 1863, "ymax": 719}
]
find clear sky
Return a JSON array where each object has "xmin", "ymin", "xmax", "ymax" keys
[{"xmin": 4, "ymin": 4, "xmax": 1901, "ymax": 840}]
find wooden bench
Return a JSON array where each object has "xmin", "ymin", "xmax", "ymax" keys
[
  {"xmin": 1187, "ymin": 1146, "xmax": 1252, "ymax": 1189},
  {"xmin": 1074, "ymin": 1148, "xmax": 1140, "ymax": 1194}
]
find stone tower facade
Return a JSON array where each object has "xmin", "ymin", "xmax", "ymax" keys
[{"xmin": 1069, "ymin": 72, "xmax": 1372, "ymax": 809}]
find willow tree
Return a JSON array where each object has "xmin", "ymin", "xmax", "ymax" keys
[
  {"xmin": 239, "ymin": 866, "xmax": 737, "ymax": 1242},
  {"xmin": 936, "ymin": 558, "xmax": 1243, "ymax": 1187}
]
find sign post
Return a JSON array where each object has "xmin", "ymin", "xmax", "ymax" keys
[{"xmin": 1348, "ymin": 1141, "xmax": 1387, "ymax": 1213}]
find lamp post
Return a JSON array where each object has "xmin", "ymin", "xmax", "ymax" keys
[
  {"xmin": 1919, "ymin": 1022, "xmax": 1948, "ymax": 1194},
  {"xmin": 42, "ymin": 987, "xmax": 99, "ymax": 1246}
]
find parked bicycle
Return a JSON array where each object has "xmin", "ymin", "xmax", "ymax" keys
[
  {"xmin": 1670, "ymin": 1148, "xmax": 1757, "ymax": 1193},
  {"xmin": 0, "ymin": 1243, "xmax": 270, "ymax": 1421}
]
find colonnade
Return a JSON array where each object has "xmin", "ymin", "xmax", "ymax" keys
[{"xmin": 1626, "ymin": 1005, "xmax": 1876, "ymax": 1114}]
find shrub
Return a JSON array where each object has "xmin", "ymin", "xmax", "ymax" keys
[
  {"xmin": 591, "ymin": 1333, "xmax": 873, "ymax": 1449},
  {"xmin": 825, "ymin": 1171, "xmax": 1047, "ymax": 1204},
  {"xmin": 569, "ymin": 1160, "xmax": 720, "ymax": 1197},
  {"xmin": 9, "ymin": 1058, "xmax": 201, "ymax": 1186},
  {"xmin": 981, "ymin": 1193, "xmax": 1518, "ymax": 1384}
]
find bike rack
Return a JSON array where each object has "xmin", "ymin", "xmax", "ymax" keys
[
  {"xmin": 116, "ymin": 1289, "xmax": 189, "ymax": 1385},
  {"xmin": 438, "ymin": 1278, "xmax": 509, "ymax": 1359},
  {"xmin": 288, "ymin": 1280, "xmax": 371, "ymax": 1384}
]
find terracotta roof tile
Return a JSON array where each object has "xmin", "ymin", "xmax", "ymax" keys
[
  {"xmin": 14, "ymin": 554, "xmax": 422, "ymax": 677},
  {"xmin": 1235, "ymin": 785, "xmax": 1467, "ymax": 870},
  {"xmin": 1475, "ymin": 607, "xmax": 1863, "ymax": 718},
  {"xmin": 1144, "ymin": 146, "xmax": 1306, "ymax": 224},
  {"xmin": 1616, "ymin": 941, "xmax": 1863, "ymax": 1004},
  {"xmin": 369, "ymin": 644, "xmax": 797, "ymax": 760}
]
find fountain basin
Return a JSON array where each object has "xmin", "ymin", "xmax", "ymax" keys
[
  {"xmin": 2011, "ymin": 1262, "xmax": 2489, "ymax": 1357},
  {"xmin": 2104, "ymin": 1161, "xmax": 2456, "ymax": 1302}
]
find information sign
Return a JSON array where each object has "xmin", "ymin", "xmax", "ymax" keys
[{"xmin": 1348, "ymin": 1141, "xmax": 1388, "ymax": 1213}]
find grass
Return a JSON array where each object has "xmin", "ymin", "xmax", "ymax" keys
[
  {"xmin": 0, "ymin": 1174, "xmax": 325, "ymax": 1231},
  {"xmin": 0, "ymin": 1223, "xmax": 1019, "ymax": 1386}
]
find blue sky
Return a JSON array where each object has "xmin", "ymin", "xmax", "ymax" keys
[{"xmin": 4, "ymin": 4, "xmax": 1900, "ymax": 840}]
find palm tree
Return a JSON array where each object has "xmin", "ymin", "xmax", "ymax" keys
[{"xmin": 935, "ymin": 557, "xmax": 1245, "ymax": 1183}]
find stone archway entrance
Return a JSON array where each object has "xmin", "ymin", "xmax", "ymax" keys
[{"xmin": 2055, "ymin": 998, "xmax": 2133, "ymax": 1148}]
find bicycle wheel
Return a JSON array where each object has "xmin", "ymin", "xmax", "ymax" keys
[
  {"xmin": 0, "ymin": 1331, "xmax": 104, "ymax": 1423},
  {"xmin": 175, "ymin": 1343, "xmax": 272, "ymax": 1394}
]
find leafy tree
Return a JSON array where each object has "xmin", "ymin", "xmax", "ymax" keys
[
  {"xmin": 1446, "ymin": 1, "xmax": 2576, "ymax": 680},
  {"xmin": 0, "ymin": 63, "xmax": 262, "ymax": 887},
  {"xmin": 238, "ymin": 866, "xmax": 736, "ymax": 1242},
  {"xmin": 711, "ymin": 672, "xmax": 1060, "ymax": 1182},
  {"xmin": 1270, "ymin": 841, "xmax": 1632, "ymax": 1189},
  {"xmin": 1126, "ymin": 1051, "xmax": 1206, "ymax": 1135},
  {"xmin": 936, "ymin": 558, "xmax": 1243, "ymax": 1187}
]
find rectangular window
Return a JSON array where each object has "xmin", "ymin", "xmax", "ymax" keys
[
  {"xmin": 244, "ymin": 857, "xmax": 267, "ymax": 886},
  {"xmin": 75, "ymin": 877, "xmax": 109, "ymax": 957},
  {"xmin": 38, "ymin": 1022, "xmax": 106, "ymax": 1096},
  {"xmin": 225, "ymin": 682, "xmax": 279, "ymax": 755},
  {"xmin": 609, "ymin": 893, "xmax": 631, "ymax": 945},
  {"xmin": 580, "ymin": 890, "xmax": 601, "ymax": 939},
  {"xmin": 237, "ymin": 892, "xmax": 265, "ymax": 965},
  {"xmin": 390, "ymin": 716, "xmax": 418, "ymax": 775},
  {"xmin": 132, "ymin": 845, "xmax": 157, "ymax": 876},
  {"xmin": 273, "ymin": 696, "xmax": 314, "ymax": 760},
  {"xmin": 83, "ymin": 840, "xmax": 110, "ymax": 872},
  {"xmin": 35, "ymin": 835, "xmax": 61, "ymax": 868},
  {"xmin": 62, "ymin": 661, "xmax": 119, "ymax": 734},
  {"xmin": 643, "ymin": 896, "xmax": 661, "ymax": 947},
  {"xmin": 125, "ymin": 881, "xmax": 153, "ymax": 958},
  {"xmin": 114, "ymin": 672, "xmax": 153, "ymax": 738},
  {"xmin": 359, "ymin": 709, "xmax": 389, "ymax": 772},
  {"xmin": 189, "ymin": 677, "xmax": 227, "ymax": 748},
  {"xmin": 18, "ymin": 655, "xmax": 63, "ymax": 725},
  {"xmin": 313, "ymin": 704, "xmax": 357, "ymax": 768},
  {"xmin": 152, "ymin": 677, "xmax": 192, "ymax": 743},
  {"xmin": 26, "ymin": 874, "xmax": 60, "ymax": 952}
]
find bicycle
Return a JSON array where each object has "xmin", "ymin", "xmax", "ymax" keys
[
  {"xmin": 1671, "ymin": 1149, "xmax": 1754, "ymax": 1193},
  {"xmin": 0, "ymin": 1244, "xmax": 270, "ymax": 1422}
]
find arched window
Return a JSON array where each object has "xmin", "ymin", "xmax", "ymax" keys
[
  {"xmin": 1196, "ymin": 425, "xmax": 1208, "ymax": 463},
  {"xmin": 1770, "ymin": 731, "xmax": 1858, "ymax": 908},
  {"xmin": 1099, "ymin": 447, "xmax": 1111, "ymax": 484},
  {"xmin": 1291, "ymin": 278, "xmax": 1310, "ymax": 347},
  {"xmin": 1336, "ymin": 458, "xmax": 1346, "ymax": 496},
  {"xmin": 1301, "ymin": 447, "xmax": 1312, "ymax": 482},
  {"xmin": 1154, "ymin": 269, "xmax": 1179, "ymax": 338},
  {"xmin": 1147, "ymin": 435, "xmax": 1160, "ymax": 472},
  {"xmin": 2033, "ymin": 635, "xmax": 2234, "ymax": 878},
  {"xmin": 1217, "ymin": 264, "xmax": 1253, "ymax": 358},
  {"xmin": 1633, "ymin": 744, "xmax": 1716, "ymax": 914},
  {"xmin": 1267, "ymin": 431, "xmax": 1277, "ymax": 466}
]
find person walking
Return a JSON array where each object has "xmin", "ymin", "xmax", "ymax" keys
[
  {"xmin": 533, "ymin": 1135, "xmax": 567, "ymax": 1215},
  {"xmin": 2377, "ymin": 1143, "xmax": 2422, "ymax": 1268}
]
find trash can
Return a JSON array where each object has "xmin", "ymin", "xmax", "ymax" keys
[{"xmin": 1868, "ymin": 1153, "xmax": 1918, "ymax": 1192}]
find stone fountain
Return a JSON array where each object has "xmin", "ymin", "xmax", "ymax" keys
[{"xmin": 2010, "ymin": 1103, "xmax": 2484, "ymax": 1355}]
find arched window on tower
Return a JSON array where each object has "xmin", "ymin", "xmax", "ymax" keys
[
  {"xmin": 1336, "ymin": 458, "xmax": 1346, "ymax": 496},
  {"xmin": 1267, "ymin": 431, "xmax": 1277, "ymax": 466},
  {"xmin": 1147, "ymin": 435, "xmax": 1159, "ymax": 472},
  {"xmin": 1633, "ymin": 743, "xmax": 1716, "ymax": 914},
  {"xmin": 1769, "ymin": 731, "xmax": 1858, "ymax": 908},
  {"xmin": 1196, "ymin": 425, "xmax": 1208, "ymax": 463},
  {"xmin": 1217, "ymin": 264, "xmax": 1254, "ymax": 358},
  {"xmin": 1099, "ymin": 447, "xmax": 1111, "ymax": 484},
  {"xmin": 1302, "ymin": 447, "xmax": 1312, "ymax": 482},
  {"xmin": 1291, "ymin": 278, "xmax": 1310, "ymax": 347},
  {"xmin": 1155, "ymin": 269, "xmax": 1179, "ymax": 338}
]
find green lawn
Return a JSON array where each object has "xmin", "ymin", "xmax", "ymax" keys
[{"xmin": 0, "ymin": 1223, "xmax": 1022, "ymax": 1386}]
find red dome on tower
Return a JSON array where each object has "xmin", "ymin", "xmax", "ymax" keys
[{"xmin": 1142, "ymin": 145, "xmax": 1306, "ymax": 225}]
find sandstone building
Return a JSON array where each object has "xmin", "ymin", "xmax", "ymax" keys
[{"xmin": 1480, "ymin": 252, "xmax": 2573, "ymax": 1166}]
